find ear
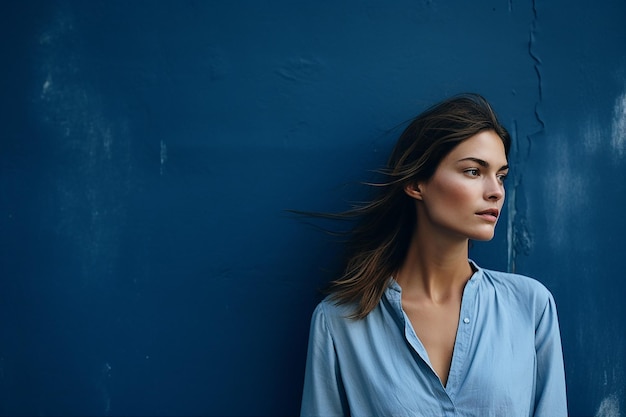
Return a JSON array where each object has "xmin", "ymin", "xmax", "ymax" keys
[{"xmin": 404, "ymin": 182, "xmax": 424, "ymax": 200}]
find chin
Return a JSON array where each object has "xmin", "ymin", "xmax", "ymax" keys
[{"xmin": 468, "ymin": 230, "xmax": 496, "ymax": 241}]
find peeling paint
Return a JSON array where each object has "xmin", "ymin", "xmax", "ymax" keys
[
  {"xmin": 507, "ymin": 121, "xmax": 520, "ymax": 272},
  {"xmin": 507, "ymin": 0, "xmax": 546, "ymax": 272},
  {"xmin": 506, "ymin": 178, "xmax": 516, "ymax": 271},
  {"xmin": 507, "ymin": 119, "xmax": 534, "ymax": 273}
]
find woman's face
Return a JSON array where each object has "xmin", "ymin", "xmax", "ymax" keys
[{"xmin": 411, "ymin": 130, "xmax": 509, "ymax": 242}]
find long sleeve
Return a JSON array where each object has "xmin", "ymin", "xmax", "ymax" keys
[
  {"xmin": 300, "ymin": 303, "xmax": 349, "ymax": 417},
  {"xmin": 533, "ymin": 293, "xmax": 568, "ymax": 416}
]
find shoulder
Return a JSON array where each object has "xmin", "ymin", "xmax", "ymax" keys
[
  {"xmin": 309, "ymin": 297, "xmax": 356, "ymax": 333},
  {"xmin": 480, "ymin": 267, "xmax": 553, "ymax": 301},
  {"xmin": 480, "ymin": 269, "xmax": 556, "ymax": 329},
  {"xmin": 477, "ymin": 267, "xmax": 557, "ymax": 323},
  {"xmin": 309, "ymin": 295, "xmax": 388, "ymax": 339}
]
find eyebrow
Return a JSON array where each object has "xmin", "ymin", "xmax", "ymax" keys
[{"xmin": 457, "ymin": 157, "xmax": 509, "ymax": 171}]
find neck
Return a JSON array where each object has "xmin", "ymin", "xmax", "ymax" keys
[{"xmin": 394, "ymin": 227, "xmax": 473, "ymax": 304}]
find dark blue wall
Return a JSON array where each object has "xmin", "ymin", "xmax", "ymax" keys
[{"xmin": 1, "ymin": 1, "xmax": 624, "ymax": 416}]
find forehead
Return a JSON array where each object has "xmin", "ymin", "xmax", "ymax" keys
[{"xmin": 445, "ymin": 130, "xmax": 508, "ymax": 165}]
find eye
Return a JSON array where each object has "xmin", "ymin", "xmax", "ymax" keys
[
  {"xmin": 497, "ymin": 173, "xmax": 509, "ymax": 183},
  {"xmin": 464, "ymin": 168, "xmax": 480, "ymax": 177}
]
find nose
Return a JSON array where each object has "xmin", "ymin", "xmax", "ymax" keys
[{"xmin": 485, "ymin": 176, "xmax": 504, "ymax": 201}]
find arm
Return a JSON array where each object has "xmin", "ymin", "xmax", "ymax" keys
[
  {"xmin": 300, "ymin": 303, "xmax": 349, "ymax": 417},
  {"xmin": 534, "ymin": 292, "xmax": 568, "ymax": 416}
]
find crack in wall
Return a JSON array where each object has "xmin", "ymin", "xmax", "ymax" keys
[
  {"xmin": 508, "ymin": 0, "xmax": 544, "ymax": 273},
  {"xmin": 529, "ymin": 0, "xmax": 545, "ymax": 130}
]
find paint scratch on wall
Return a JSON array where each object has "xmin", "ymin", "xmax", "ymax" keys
[
  {"xmin": 37, "ymin": 4, "xmax": 131, "ymax": 286},
  {"xmin": 41, "ymin": 75, "xmax": 52, "ymax": 97},
  {"xmin": 611, "ymin": 89, "xmax": 626, "ymax": 158},
  {"xmin": 160, "ymin": 140, "xmax": 168, "ymax": 175},
  {"xmin": 595, "ymin": 393, "xmax": 621, "ymax": 417},
  {"xmin": 583, "ymin": 115, "xmax": 603, "ymax": 154},
  {"xmin": 275, "ymin": 57, "xmax": 325, "ymax": 84},
  {"xmin": 100, "ymin": 362, "xmax": 112, "ymax": 415},
  {"xmin": 103, "ymin": 127, "xmax": 113, "ymax": 160}
]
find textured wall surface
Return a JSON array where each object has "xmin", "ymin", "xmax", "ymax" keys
[{"xmin": 1, "ymin": 1, "xmax": 624, "ymax": 416}]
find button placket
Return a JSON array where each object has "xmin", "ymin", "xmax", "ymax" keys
[{"xmin": 446, "ymin": 275, "xmax": 479, "ymax": 398}]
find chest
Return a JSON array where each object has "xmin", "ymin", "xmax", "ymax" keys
[
  {"xmin": 402, "ymin": 301, "xmax": 461, "ymax": 386},
  {"xmin": 334, "ymin": 301, "xmax": 537, "ymax": 416}
]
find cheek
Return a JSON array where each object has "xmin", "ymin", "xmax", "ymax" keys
[{"xmin": 431, "ymin": 177, "xmax": 473, "ymax": 204}]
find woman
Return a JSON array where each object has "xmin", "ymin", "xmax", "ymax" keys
[{"xmin": 300, "ymin": 94, "xmax": 567, "ymax": 416}]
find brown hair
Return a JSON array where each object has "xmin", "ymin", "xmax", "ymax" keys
[{"xmin": 327, "ymin": 93, "xmax": 511, "ymax": 319}]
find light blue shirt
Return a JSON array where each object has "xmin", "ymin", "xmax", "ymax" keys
[{"xmin": 301, "ymin": 262, "xmax": 567, "ymax": 416}]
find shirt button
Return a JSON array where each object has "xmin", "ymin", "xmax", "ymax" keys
[{"xmin": 463, "ymin": 317, "xmax": 470, "ymax": 324}]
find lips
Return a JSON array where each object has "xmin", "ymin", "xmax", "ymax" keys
[{"xmin": 476, "ymin": 208, "xmax": 499, "ymax": 220}]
